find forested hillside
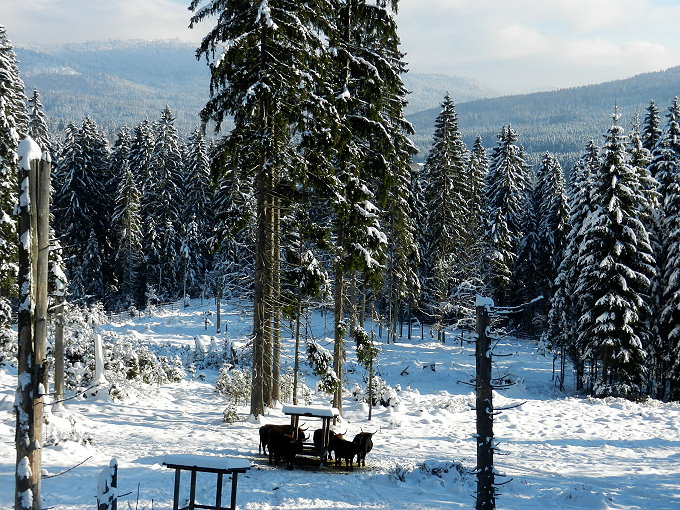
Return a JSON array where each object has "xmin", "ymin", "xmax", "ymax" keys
[
  {"xmin": 17, "ymin": 40, "xmax": 680, "ymax": 169},
  {"xmin": 15, "ymin": 40, "xmax": 498, "ymax": 139},
  {"xmin": 409, "ymin": 66, "xmax": 680, "ymax": 166},
  {"xmin": 16, "ymin": 41, "xmax": 210, "ymax": 138}
]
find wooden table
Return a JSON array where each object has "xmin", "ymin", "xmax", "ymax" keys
[{"xmin": 162, "ymin": 455, "xmax": 250, "ymax": 510}]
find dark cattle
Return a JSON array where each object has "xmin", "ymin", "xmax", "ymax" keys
[
  {"xmin": 259, "ymin": 424, "xmax": 307, "ymax": 454},
  {"xmin": 313, "ymin": 429, "xmax": 344, "ymax": 462},
  {"xmin": 267, "ymin": 431, "xmax": 303, "ymax": 470},
  {"xmin": 332, "ymin": 437, "xmax": 361, "ymax": 470},
  {"xmin": 352, "ymin": 432, "xmax": 374, "ymax": 467}
]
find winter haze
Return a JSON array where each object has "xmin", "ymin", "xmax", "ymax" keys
[{"xmin": 3, "ymin": 0, "xmax": 680, "ymax": 93}]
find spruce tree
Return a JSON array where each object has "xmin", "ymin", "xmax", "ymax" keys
[
  {"xmin": 482, "ymin": 125, "xmax": 531, "ymax": 305},
  {"xmin": 52, "ymin": 118, "xmax": 111, "ymax": 302},
  {"xmin": 110, "ymin": 128, "xmax": 144, "ymax": 308},
  {"xmin": 650, "ymin": 108, "xmax": 680, "ymax": 399},
  {"xmin": 182, "ymin": 128, "xmax": 213, "ymax": 297},
  {"xmin": 536, "ymin": 153, "xmax": 569, "ymax": 301},
  {"xmin": 146, "ymin": 107, "xmax": 184, "ymax": 298},
  {"xmin": 0, "ymin": 26, "xmax": 28, "ymax": 303},
  {"xmin": 575, "ymin": 111, "xmax": 655, "ymax": 397},
  {"xmin": 420, "ymin": 93, "xmax": 468, "ymax": 336},
  {"xmin": 642, "ymin": 100, "xmax": 662, "ymax": 152},
  {"xmin": 190, "ymin": 0, "xmax": 335, "ymax": 416},
  {"xmin": 546, "ymin": 141, "xmax": 599, "ymax": 389},
  {"xmin": 27, "ymin": 89, "xmax": 49, "ymax": 152}
]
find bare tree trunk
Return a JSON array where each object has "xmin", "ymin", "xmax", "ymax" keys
[
  {"xmin": 262, "ymin": 179, "xmax": 273, "ymax": 407},
  {"xmin": 333, "ymin": 246, "xmax": 345, "ymax": 414},
  {"xmin": 16, "ymin": 144, "xmax": 50, "ymax": 510},
  {"xmin": 32, "ymin": 156, "xmax": 51, "ymax": 497},
  {"xmin": 271, "ymin": 192, "xmax": 281, "ymax": 404},
  {"xmin": 250, "ymin": 169, "xmax": 268, "ymax": 417}
]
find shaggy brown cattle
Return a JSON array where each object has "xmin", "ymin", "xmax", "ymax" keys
[
  {"xmin": 352, "ymin": 431, "xmax": 375, "ymax": 467},
  {"xmin": 331, "ymin": 437, "xmax": 361, "ymax": 470},
  {"xmin": 267, "ymin": 430, "xmax": 304, "ymax": 470},
  {"xmin": 313, "ymin": 428, "xmax": 344, "ymax": 462},
  {"xmin": 259, "ymin": 424, "xmax": 307, "ymax": 454}
]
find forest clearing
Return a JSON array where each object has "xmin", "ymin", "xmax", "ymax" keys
[{"xmin": 1, "ymin": 300, "xmax": 678, "ymax": 509}]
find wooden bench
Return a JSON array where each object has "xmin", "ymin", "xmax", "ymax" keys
[{"xmin": 162, "ymin": 454, "xmax": 250, "ymax": 510}]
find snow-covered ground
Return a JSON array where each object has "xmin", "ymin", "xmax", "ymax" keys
[{"xmin": 1, "ymin": 300, "xmax": 679, "ymax": 510}]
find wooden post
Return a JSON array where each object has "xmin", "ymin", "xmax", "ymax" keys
[
  {"xmin": 97, "ymin": 459, "xmax": 118, "ymax": 510},
  {"xmin": 16, "ymin": 140, "xmax": 37, "ymax": 510},
  {"xmin": 15, "ymin": 139, "xmax": 50, "ymax": 510},
  {"xmin": 53, "ymin": 299, "xmax": 65, "ymax": 411},
  {"xmin": 475, "ymin": 297, "xmax": 495, "ymax": 509}
]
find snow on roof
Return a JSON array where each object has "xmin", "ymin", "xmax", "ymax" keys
[
  {"xmin": 282, "ymin": 405, "xmax": 340, "ymax": 417},
  {"xmin": 162, "ymin": 454, "xmax": 251, "ymax": 471}
]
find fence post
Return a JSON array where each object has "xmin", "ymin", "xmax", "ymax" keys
[
  {"xmin": 475, "ymin": 296, "xmax": 495, "ymax": 509},
  {"xmin": 15, "ymin": 137, "xmax": 49, "ymax": 510},
  {"xmin": 97, "ymin": 458, "xmax": 118, "ymax": 510}
]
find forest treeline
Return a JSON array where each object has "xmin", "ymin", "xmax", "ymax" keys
[{"xmin": 2, "ymin": 0, "xmax": 680, "ymax": 419}]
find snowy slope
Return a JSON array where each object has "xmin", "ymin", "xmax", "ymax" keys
[{"xmin": 1, "ymin": 300, "xmax": 679, "ymax": 510}]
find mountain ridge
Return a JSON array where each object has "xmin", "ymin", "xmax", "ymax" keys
[{"xmin": 15, "ymin": 39, "xmax": 680, "ymax": 168}]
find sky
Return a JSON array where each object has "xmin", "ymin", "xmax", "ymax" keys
[{"xmin": 2, "ymin": 0, "xmax": 680, "ymax": 94}]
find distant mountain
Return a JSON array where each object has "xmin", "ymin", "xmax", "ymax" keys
[
  {"xmin": 402, "ymin": 73, "xmax": 500, "ymax": 114},
  {"xmin": 15, "ymin": 40, "xmax": 497, "ymax": 140},
  {"xmin": 16, "ymin": 39, "xmax": 679, "ymax": 170},
  {"xmin": 16, "ymin": 40, "xmax": 211, "ymax": 138},
  {"xmin": 409, "ymin": 66, "xmax": 680, "ymax": 167}
]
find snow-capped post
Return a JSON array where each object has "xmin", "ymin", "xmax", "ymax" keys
[
  {"xmin": 475, "ymin": 295, "xmax": 495, "ymax": 509},
  {"xmin": 96, "ymin": 458, "xmax": 118, "ymax": 510},
  {"xmin": 15, "ymin": 137, "xmax": 50, "ymax": 510}
]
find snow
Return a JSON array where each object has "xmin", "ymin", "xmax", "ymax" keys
[
  {"xmin": 281, "ymin": 405, "xmax": 339, "ymax": 418},
  {"xmin": 163, "ymin": 454, "xmax": 251, "ymax": 471},
  {"xmin": 18, "ymin": 136, "xmax": 42, "ymax": 170},
  {"xmin": 475, "ymin": 295, "xmax": 495, "ymax": 309},
  {"xmin": 1, "ymin": 299, "xmax": 679, "ymax": 509}
]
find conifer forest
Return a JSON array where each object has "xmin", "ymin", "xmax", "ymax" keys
[{"xmin": 3, "ymin": 1, "xmax": 680, "ymax": 429}]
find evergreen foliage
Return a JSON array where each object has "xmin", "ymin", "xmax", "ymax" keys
[
  {"xmin": 420, "ymin": 94, "xmax": 468, "ymax": 323},
  {"xmin": 0, "ymin": 27, "xmax": 28, "ymax": 302},
  {"xmin": 53, "ymin": 118, "xmax": 111, "ymax": 302},
  {"xmin": 575, "ymin": 111, "xmax": 655, "ymax": 397},
  {"xmin": 27, "ymin": 89, "xmax": 49, "ymax": 152},
  {"xmin": 642, "ymin": 100, "xmax": 662, "ymax": 152},
  {"xmin": 482, "ymin": 125, "xmax": 530, "ymax": 304},
  {"xmin": 546, "ymin": 141, "xmax": 599, "ymax": 388}
]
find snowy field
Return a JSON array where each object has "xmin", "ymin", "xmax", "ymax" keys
[{"xmin": 1, "ymin": 300, "xmax": 679, "ymax": 510}]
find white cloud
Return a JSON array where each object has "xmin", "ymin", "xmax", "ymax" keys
[
  {"xmin": 495, "ymin": 24, "xmax": 554, "ymax": 59},
  {"xmin": 396, "ymin": 0, "xmax": 680, "ymax": 92},
  {"xmin": 0, "ymin": 0, "xmax": 201, "ymax": 46}
]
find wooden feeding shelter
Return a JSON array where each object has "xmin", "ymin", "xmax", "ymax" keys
[{"xmin": 282, "ymin": 405, "xmax": 340, "ymax": 464}]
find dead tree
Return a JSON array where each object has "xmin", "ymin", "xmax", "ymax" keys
[
  {"xmin": 15, "ymin": 138, "xmax": 51, "ymax": 510},
  {"xmin": 475, "ymin": 297, "xmax": 495, "ymax": 509}
]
